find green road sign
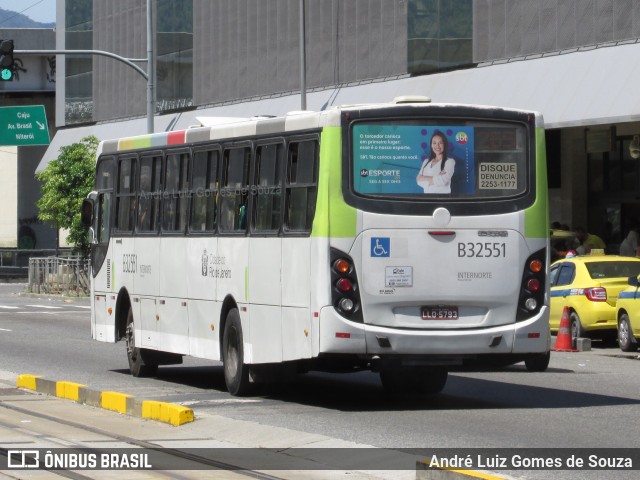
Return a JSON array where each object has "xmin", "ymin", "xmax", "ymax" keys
[{"xmin": 0, "ymin": 105, "xmax": 50, "ymax": 146}]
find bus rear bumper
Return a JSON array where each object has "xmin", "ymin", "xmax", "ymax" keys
[{"xmin": 319, "ymin": 306, "xmax": 549, "ymax": 356}]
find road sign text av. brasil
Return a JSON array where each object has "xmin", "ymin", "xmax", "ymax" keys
[{"xmin": 0, "ymin": 105, "xmax": 50, "ymax": 146}]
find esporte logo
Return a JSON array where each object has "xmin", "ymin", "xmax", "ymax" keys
[{"xmin": 7, "ymin": 450, "xmax": 39, "ymax": 469}]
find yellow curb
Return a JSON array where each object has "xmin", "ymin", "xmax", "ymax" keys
[
  {"xmin": 417, "ymin": 461, "xmax": 509, "ymax": 480},
  {"xmin": 16, "ymin": 374, "xmax": 41, "ymax": 391},
  {"xmin": 101, "ymin": 391, "xmax": 132, "ymax": 414},
  {"xmin": 16, "ymin": 374, "xmax": 194, "ymax": 426},
  {"xmin": 142, "ymin": 400, "xmax": 194, "ymax": 426},
  {"xmin": 56, "ymin": 381, "xmax": 85, "ymax": 401}
]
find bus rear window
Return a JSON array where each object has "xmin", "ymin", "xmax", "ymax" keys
[{"xmin": 351, "ymin": 121, "xmax": 528, "ymax": 200}]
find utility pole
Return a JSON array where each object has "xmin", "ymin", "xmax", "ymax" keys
[
  {"xmin": 299, "ymin": 0, "xmax": 307, "ymax": 110},
  {"xmin": 146, "ymin": 0, "xmax": 155, "ymax": 134}
]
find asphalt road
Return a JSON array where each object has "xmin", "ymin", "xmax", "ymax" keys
[{"xmin": 1, "ymin": 283, "xmax": 640, "ymax": 480}]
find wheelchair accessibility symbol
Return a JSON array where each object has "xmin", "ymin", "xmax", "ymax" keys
[{"xmin": 371, "ymin": 237, "xmax": 390, "ymax": 257}]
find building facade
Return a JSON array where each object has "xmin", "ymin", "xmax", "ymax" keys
[{"xmin": 40, "ymin": 0, "xmax": 640, "ymax": 252}]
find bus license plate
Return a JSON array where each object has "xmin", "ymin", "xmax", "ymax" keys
[{"xmin": 422, "ymin": 306, "xmax": 459, "ymax": 320}]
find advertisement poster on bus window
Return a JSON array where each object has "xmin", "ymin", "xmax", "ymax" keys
[{"xmin": 352, "ymin": 125, "xmax": 476, "ymax": 195}]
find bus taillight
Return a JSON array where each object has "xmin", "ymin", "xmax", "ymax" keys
[
  {"xmin": 336, "ymin": 278, "xmax": 352, "ymax": 292},
  {"xmin": 529, "ymin": 259, "xmax": 543, "ymax": 273},
  {"xmin": 330, "ymin": 249, "xmax": 363, "ymax": 322},
  {"xmin": 334, "ymin": 259, "xmax": 350, "ymax": 274},
  {"xmin": 527, "ymin": 278, "xmax": 540, "ymax": 292},
  {"xmin": 517, "ymin": 248, "xmax": 547, "ymax": 321}
]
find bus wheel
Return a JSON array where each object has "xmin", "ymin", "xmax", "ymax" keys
[
  {"xmin": 222, "ymin": 308, "xmax": 252, "ymax": 396},
  {"xmin": 125, "ymin": 308, "xmax": 158, "ymax": 377},
  {"xmin": 380, "ymin": 366, "xmax": 448, "ymax": 395},
  {"xmin": 524, "ymin": 351, "xmax": 550, "ymax": 372},
  {"xmin": 618, "ymin": 314, "xmax": 637, "ymax": 352}
]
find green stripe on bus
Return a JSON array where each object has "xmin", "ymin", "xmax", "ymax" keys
[
  {"xmin": 312, "ymin": 127, "xmax": 356, "ymax": 238},
  {"xmin": 524, "ymin": 126, "xmax": 549, "ymax": 239}
]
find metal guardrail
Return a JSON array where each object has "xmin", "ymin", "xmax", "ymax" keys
[
  {"xmin": 28, "ymin": 256, "xmax": 90, "ymax": 296},
  {"xmin": 0, "ymin": 249, "xmax": 63, "ymax": 269}
]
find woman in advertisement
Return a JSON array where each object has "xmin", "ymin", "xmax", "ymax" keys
[{"xmin": 416, "ymin": 130, "xmax": 456, "ymax": 193}]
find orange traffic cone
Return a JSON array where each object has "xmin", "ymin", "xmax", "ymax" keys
[{"xmin": 552, "ymin": 306, "xmax": 579, "ymax": 352}]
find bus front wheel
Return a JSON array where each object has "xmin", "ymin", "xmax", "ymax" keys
[
  {"xmin": 125, "ymin": 308, "xmax": 158, "ymax": 377},
  {"xmin": 524, "ymin": 351, "xmax": 550, "ymax": 372},
  {"xmin": 380, "ymin": 366, "xmax": 448, "ymax": 395},
  {"xmin": 222, "ymin": 308, "xmax": 252, "ymax": 396}
]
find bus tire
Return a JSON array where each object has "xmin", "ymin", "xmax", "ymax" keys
[
  {"xmin": 524, "ymin": 351, "xmax": 550, "ymax": 372},
  {"xmin": 125, "ymin": 307, "xmax": 158, "ymax": 378},
  {"xmin": 380, "ymin": 366, "xmax": 447, "ymax": 395},
  {"xmin": 222, "ymin": 308, "xmax": 252, "ymax": 396},
  {"xmin": 618, "ymin": 314, "xmax": 637, "ymax": 352}
]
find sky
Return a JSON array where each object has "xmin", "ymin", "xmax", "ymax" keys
[{"xmin": 0, "ymin": 0, "xmax": 56, "ymax": 24}]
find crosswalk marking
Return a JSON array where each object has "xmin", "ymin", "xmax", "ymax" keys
[{"xmin": 0, "ymin": 304, "xmax": 91, "ymax": 314}]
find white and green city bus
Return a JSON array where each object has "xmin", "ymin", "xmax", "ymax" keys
[{"xmin": 82, "ymin": 97, "xmax": 550, "ymax": 395}]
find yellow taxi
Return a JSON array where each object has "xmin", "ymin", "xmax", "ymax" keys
[
  {"xmin": 550, "ymin": 254, "xmax": 640, "ymax": 346},
  {"xmin": 614, "ymin": 277, "xmax": 640, "ymax": 352}
]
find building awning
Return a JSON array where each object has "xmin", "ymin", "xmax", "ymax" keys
[{"xmin": 37, "ymin": 40, "xmax": 640, "ymax": 173}]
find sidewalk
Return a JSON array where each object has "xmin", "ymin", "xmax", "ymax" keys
[{"xmin": 0, "ymin": 370, "xmax": 421, "ymax": 480}]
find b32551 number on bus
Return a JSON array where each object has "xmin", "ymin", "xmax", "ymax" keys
[{"xmin": 457, "ymin": 242, "xmax": 506, "ymax": 258}]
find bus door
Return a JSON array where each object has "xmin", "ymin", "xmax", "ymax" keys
[
  {"xmin": 157, "ymin": 150, "xmax": 190, "ymax": 354},
  {"xmin": 91, "ymin": 157, "xmax": 114, "ymax": 342},
  {"xmin": 280, "ymin": 139, "xmax": 318, "ymax": 361},
  {"xmin": 112, "ymin": 155, "xmax": 139, "ymax": 342},
  {"xmin": 249, "ymin": 143, "xmax": 283, "ymax": 363}
]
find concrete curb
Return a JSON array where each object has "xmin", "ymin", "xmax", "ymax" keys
[{"xmin": 16, "ymin": 374, "xmax": 194, "ymax": 426}]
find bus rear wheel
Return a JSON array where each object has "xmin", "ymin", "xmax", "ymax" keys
[
  {"xmin": 380, "ymin": 366, "xmax": 448, "ymax": 395},
  {"xmin": 125, "ymin": 307, "xmax": 158, "ymax": 377},
  {"xmin": 222, "ymin": 308, "xmax": 252, "ymax": 396}
]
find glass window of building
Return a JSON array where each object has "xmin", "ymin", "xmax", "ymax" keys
[
  {"xmin": 407, "ymin": 0, "xmax": 473, "ymax": 74},
  {"xmin": 156, "ymin": 0, "xmax": 193, "ymax": 113},
  {"xmin": 65, "ymin": 0, "xmax": 94, "ymax": 124}
]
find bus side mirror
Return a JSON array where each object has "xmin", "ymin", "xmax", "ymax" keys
[
  {"xmin": 628, "ymin": 275, "xmax": 640, "ymax": 287},
  {"xmin": 81, "ymin": 198, "xmax": 94, "ymax": 228}
]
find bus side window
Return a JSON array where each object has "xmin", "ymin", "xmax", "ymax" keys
[
  {"xmin": 190, "ymin": 149, "xmax": 219, "ymax": 232},
  {"xmin": 285, "ymin": 139, "xmax": 318, "ymax": 233},
  {"xmin": 220, "ymin": 146, "xmax": 250, "ymax": 233},
  {"xmin": 115, "ymin": 156, "xmax": 137, "ymax": 233},
  {"xmin": 163, "ymin": 151, "xmax": 190, "ymax": 232},
  {"xmin": 137, "ymin": 154, "xmax": 162, "ymax": 233},
  {"xmin": 95, "ymin": 157, "xmax": 114, "ymax": 243},
  {"xmin": 97, "ymin": 192, "xmax": 111, "ymax": 244},
  {"xmin": 253, "ymin": 143, "xmax": 283, "ymax": 233}
]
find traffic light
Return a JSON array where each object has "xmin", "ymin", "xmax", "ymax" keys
[{"xmin": 0, "ymin": 39, "xmax": 14, "ymax": 81}]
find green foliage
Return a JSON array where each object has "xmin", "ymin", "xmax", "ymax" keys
[{"xmin": 36, "ymin": 135, "xmax": 98, "ymax": 257}]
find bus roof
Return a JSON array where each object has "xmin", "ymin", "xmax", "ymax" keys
[{"xmin": 98, "ymin": 100, "xmax": 543, "ymax": 156}]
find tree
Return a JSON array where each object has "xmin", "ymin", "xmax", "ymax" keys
[{"xmin": 36, "ymin": 135, "xmax": 98, "ymax": 258}]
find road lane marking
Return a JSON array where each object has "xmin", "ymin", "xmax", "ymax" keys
[
  {"xmin": 0, "ymin": 328, "xmax": 11, "ymax": 332},
  {"xmin": 25, "ymin": 305, "xmax": 62, "ymax": 309},
  {"xmin": 0, "ymin": 305, "xmax": 19, "ymax": 309}
]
